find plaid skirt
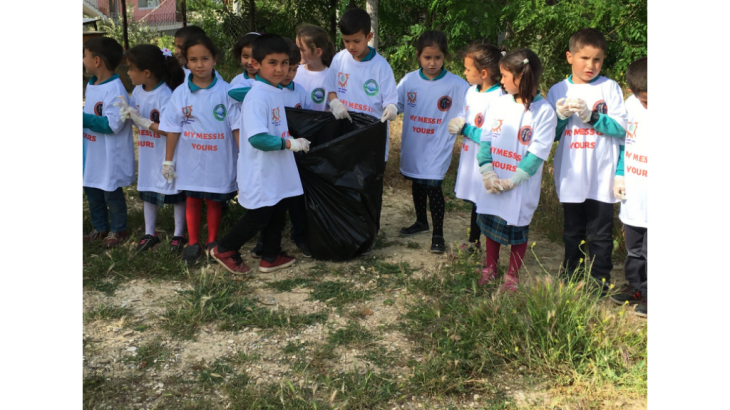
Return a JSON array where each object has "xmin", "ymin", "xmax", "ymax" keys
[
  {"xmin": 402, "ymin": 174, "xmax": 443, "ymax": 187},
  {"xmin": 185, "ymin": 190, "xmax": 237, "ymax": 201},
  {"xmin": 476, "ymin": 214, "xmax": 529, "ymax": 245},
  {"xmin": 138, "ymin": 191, "xmax": 187, "ymax": 206}
]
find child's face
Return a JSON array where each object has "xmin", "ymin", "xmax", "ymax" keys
[
  {"xmin": 566, "ymin": 45, "xmax": 605, "ymax": 84},
  {"xmin": 186, "ymin": 44, "xmax": 216, "ymax": 81},
  {"xmin": 499, "ymin": 65, "xmax": 521, "ymax": 95},
  {"xmin": 463, "ymin": 56, "xmax": 487, "ymax": 86},
  {"xmin": 635, "ymin": 91, "xmax": 647, "ymax": 109},
  {"xmin": 280, "ymin": 61, "xmax": 300, "ymax": 86},
  {"xmin": 174, "ymin": 36, "xmax": 187, "ymax": 66},
  {"xmin": 252, "ymin": 52, "xmax": 289, "ymax": 85},
  {"xmin": 296, "ymin": 36, "xmax": 320, "ymax": 66},
  {"xmin": 418, "ymin": 45, "xmax": 445, "ymax": 79},
  {"xmin": 240, "ymin": 46, "xmax": 257, "ymax": 76},
  {"xmin": 83, "ymin": 49, "xmax": 99, "ymax": 75},
  {"xmin": 341, "ymin": 31, "xmax": 373, "ymax": 61},
  {"xmin": 127, "ymin": 64, "xmax": 150, "ymax": 86}
]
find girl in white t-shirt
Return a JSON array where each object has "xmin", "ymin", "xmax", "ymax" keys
[
  {"xmin": 119, "ymin": 45, "xmax": 187, "ymax": 254},
  {"xmin": 159, "ymin": 36, "xmax": 238, "ymax": 265},
  {"xmin": 476, "ymin": 49, "xmax": 557, "ymax": 292},
  {"xmin": 230, "ymin": 32, "xmax": 261, "ymax": 86},
  {"xmin": 294, "ymin": 24, "xmax": 335, "ymax": 112},
  {"xmin": 397, "ymin": 30, "xmax": 469, "ymax": 253},
  {"xmin": 448, "ymin": 44, "xmax": 506, "ymax": 254}
]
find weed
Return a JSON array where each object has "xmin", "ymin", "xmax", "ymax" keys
[
  {"xmin": 328, "ymin": 322, "xmax": 375, "ymax": 346},
  {"xmin": 309, "ymin": 281, "xmax": 372, "ymax": 307},
  {"xmin": 406, "ymin": 241, "xmax": 421, "ymax": 249},
  {"xmin": 124, "ymin": 339, "xmax": 171, "ymax": 370},
  {"xmin": 84, "ymin": 304, "xmax": 132, "ymax": 323}
]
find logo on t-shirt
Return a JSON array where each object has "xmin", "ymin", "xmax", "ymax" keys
[
  {"xmin": 150, "ymin": 109, "xmax": 160, "ymax": 124},
  {"xmin": 94, "ymin": 102, "xmax": 103, "ymax": 116},
  {"xmin": 272, "ymin": 107, "xmax": 281, "ymax": 126},
  {"xmin": 518, "ymin": 125, "xmax": 533, "ymax": 145},
  {"xmin": 364, "ymin": 79, "xmax": 379, "ymax": 97},
  {"xmin": 492, "ymin": 119, "xmax": 503, "ymax": 133},
  {"xmin": 182, "ymin": 105, "xmax": 194, "ymax": 124},
  {"xmin": 407, "ymin": 92, "xmax": 417, "ymax": 103},
  {"xmin": 294, "ymin": 103, "xmax": 302, "ymax": 109},
  {"xmin": 213, "ymin": 104, "xmax": 227, "ymax": 121},
  {"xmin": 437, "ymin": 96, "xmax": 452, "ymax": 112},
  {"xmin": 474, "ymin": 113, "xmax": 485, "ymax": 128},
  {"xmin": 593, "ymin": 100, "xmax": 608, "ymax": 114},
  {"xmin": 626, "ymin": 122, "xmax": 638, "ymax": 143},
  {"xmin": 338, "ymin": 73, "xmax": 349, "ymax": 87},
  {"xmin": 312, "ymin": 88, "xmax": 326, "ymax": 104}
]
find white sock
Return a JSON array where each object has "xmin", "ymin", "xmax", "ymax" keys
[
  {"xmin": 144, "ymin": 202, "xmax": 158, "ymax": 236},
  {"xmin": 173, "ymin": 202, "xmax": 186, "ymax": 237}
]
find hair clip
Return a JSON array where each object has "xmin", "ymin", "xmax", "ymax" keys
[
  {"xmin": 501, "ymin": 51, "xmax": 506, "ymax": 56},
  {"xmin": 522, "ymin": 58, "xmax": 529, "ymax": 65},
  {"xmin": 161, "ymin": 47, "xmax": 173, "ymax": 57}
]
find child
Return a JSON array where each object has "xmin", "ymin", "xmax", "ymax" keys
[
  {"xmin": 158, "ymin": 35, "xmax": 238, "ymax": 265},
  {"xmin": 82, "ymin": 37, "xmax": 135, "ymax": 248},
  {"xmin": 295, "ymin": 24, "xmax": 335, "ymax": 111},
  {"xmin": 448, "ymin": 44, "xmax": 505, "ymax": 254},
  {"xmin": 118, "ymin": 44, "xmax": 187, "ymax": 253},
  {"xmin": 210, "ymin": 34, "xmax": 311, "ymax": 274},
  {"xmin": 609, "ymin": 57, "xmax": 647, "ymax": 317},
  {"xmin": 173, "ymin": 25, "xmax": 223, "ymax": 84},
  {"xmin": 230, "ymin": 32, "xmax": 261, "ymax": 85},
  {"xmin": 280, "ymin": 38, "xmax": 314, "ymax": 110},
  {"xmin": 545, "ymin": 28, "xmax": 628, "ymax": 292},
  {"xmin": 397, "ymin": 30, "xmax": 469, "ymax": 253},
  {"xmin": 476, "ymin": 49, "xmax": 557, "ymax": 292}
]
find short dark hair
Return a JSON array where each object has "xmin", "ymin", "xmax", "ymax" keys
[
  {"xmin": 182, "ymin": 35, "xmax": 218, "ymax": 60},
  {"xmin": 417, "ymin": 30, "xmax": 448, "ymax": 59},
  {"xmin": 568, "ymin": 28, "xmax": 607, "ymax": 54},
  {"xmin": 252, "ymin": 34, "xmax": 289, "ymax": 63},
  {"xmin": 83, "ymin": 37, "xmax": 124, "ymax": 71},
  {"xmin": 626, "ymin": 57, "xmax": 647, "ymax": 94},
  {"xmin": 283, "ymin": 37, "xmax": 301, "ymax": 66},
  {"xmin": 233, "ymin": 32, "xmax": 261, "ymax": 62},
  {"xmin": 339, "ymin": 7, "xmax": 371, "ymax": 36},
  {"xmin": 174, "ymin": 25, "xmax": 206, "ymax": 42}
]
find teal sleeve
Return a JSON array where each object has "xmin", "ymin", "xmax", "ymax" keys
[
  {"xmin": 248, "ymin": 133, "xmax": 286, "ymax": 151},
  {"xmin": 516, "ymin": 152, "xmax": 544, "ymax": 177},
  {"xmin": 476, "ymin": 140, "xmax": 493, "ymax": 167},
  {"xmin": 462, "ymin": 124, "xmax": 482, "ymax": 143},
  {"xmin": 615, "ymin": 144, "xmax": 625, "ymax": 176},
  {"xmin": 228, "ymin": 87, "xmax": 252, "ymax": 102},
  {"xmin": 554, "ymin": 118, "xmax": 568, "ymax": 142},
  {"xmin": 83, "ymin": 112, "xmax": 114, "ymax": 134},
  {"xmin": 593, "ymin": 114, "xmax": 626, "ymax": 138}
]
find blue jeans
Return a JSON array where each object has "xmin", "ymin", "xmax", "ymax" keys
[{"xmin": 84, "ymin": 187, "xmax": 127, "ymax": 233}]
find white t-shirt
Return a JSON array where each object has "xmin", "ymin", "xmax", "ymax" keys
[
  {"xmin": 281, "ymin": 81, "xmax": 314, "ymax": 110},
  {"xmin": 619, "ymin": 95, "xmax": 647, "ymax": 228},
  {"xmin": 397, "ymin": 69, "xmax": 469, "ymax": 180},
  {"xmin": 130, "ymin": 82, "xmax": 181, "ymax": 195},
  {"xmin": 294, "ymin": 65, "xmax": 330, "ymax": 111},
  {"xmin": 476, "ymin": 96, "xmax": 557, "ymax": 226},
  {"xmin": 183, "ymin": 67, "xmax": 224, "ymax": 84},
  {"xmin": 326, "ymin": 49, "xmax": 398, "ymax": 160},
  {"xmin": 230, "ymin": 71, "xmax": 254, "ymax": 86},
  {"xmin": 227, "ymin": 76, "xmax": 255, "ymax": 132},
  {"xmin": 546, "ymin": 76, "xmax": 628, "ymax": 204},
  {"xmin": 453, "ymin": 84, "xmax": 505, "ymax": 203},
  {"xmin": 83, "ymin": 76, "xmax": 135, "ymax": 191},
  {"xmin": 238, "ymin": 80, "xmax": 304, "ymax": 209},
  {"xmin": 158, "ymin": 77, "xmax": 237, "ymax": 194}
]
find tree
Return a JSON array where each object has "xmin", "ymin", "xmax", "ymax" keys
[{"xmin": 367, "ymin": 0, "xmax": 378, "ymax": 48}]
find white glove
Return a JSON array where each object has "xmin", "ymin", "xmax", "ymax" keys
[
  {"xmin": 479, "ymin": 164, "xmax": 499, "ymax": 193},
  {"xmin": 162, "ymin": 161, "xmax": 176, "ymax": 183},
  {"xmin": 494, "ymin": 168, "xmax": 530, "ymax": 192},
  {"xmin": 555, "ymin": 98, "xmax": 573, "ymax": 120},
  {"xmin": 113, "ymin": 95, "xmax": 131, "ymax": 121},
  {"xmin": 613, "ymin": 176, "xmax": 626, "ymax": 200},
  {"xmin": 568, "ymin": 98, "xmax": 592, "ymax": 123},
  {"xmin": 380, "ymin": 104, "xmax": 398, "ymax": 123},
  {"xmin": 329, "ymin": 99, "xmax": 352, "ymax": 122},
  {"xmin": 287, "ymin": 138, "xmax": 311, "ymax": 153},
  {"xmin": 448, "ymin": 117, "xmax": 466, "ymax": 135},
  {"xmin": 126, "ymin": 107, "xmax": 153, "ymax": 130}
]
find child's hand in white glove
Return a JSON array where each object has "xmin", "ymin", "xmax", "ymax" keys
[
  {"xmin": 479, "ymin": 163, "xmax": 500, "ymax": 193},
  {"xmin": 113, "ymin": 95, "xmax": 131, "ymax": 121},
  {"xmin": 288, "ymin": 138, "xmax": 311, "ymax": 153},
  {"xmin": 380, "ymin": 104, "xmax": 398, "ymax": 123},
  {"xmin": 162, "ymin": 161, "xmax": 176, "ymax": 183},
  {"xmin": 555, "ymin": 98, "xmax": 574, "ymax": 120},
  {"xmin": 448, "ymin": 117, "xmax": 466, "ymax": 135},
  {"xmin": 127, "ymin": 107, "xmax": 153, "ymax": 130},
  {"xmin": 568, "ymin": 98, "xmax": 593, "ymax": 123},
  {"xmin": 329, "ymin": 99, "xmax": 352, "ymax": 122},
  {"xmin": 613, "ymin": 176, "xmax": 626, "ymax": 200}
]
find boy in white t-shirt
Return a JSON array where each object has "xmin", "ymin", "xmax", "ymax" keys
[
  {"xmin": 210, "ymin": 34, "xmax": 311, "ymax": 275},
  {"xmin": 546, "ymin": 28, "xmax": 628, "ymax": 293},
  {"xmin": 609, "ymin": 57, "xmax": 648, "ymax": 317},
  {"xmin": 82, "ymin": 37, "xmax": 135, "ymax": 248}
]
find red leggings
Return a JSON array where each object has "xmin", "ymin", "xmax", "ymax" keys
[
  {"xmin": 485, "ymin": 237, "xmax": 528, "ymax": 276},
  {"xmin": 185, "ymin": 197, "xmax": 222, "ymax": 245}
]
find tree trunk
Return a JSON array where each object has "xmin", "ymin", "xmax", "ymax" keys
[
  {"xmin": 249, "ymin": 0, "xmax": 256, "ymax": 31},
  {"xmin": 330, "ymin": 0, "xmax": 338, "ymax": 42},
  {"xmin": 366, "ymin": 0, "xmax": 378, "ymax": 49}
]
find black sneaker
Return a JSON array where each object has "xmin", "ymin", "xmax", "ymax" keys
[
  {"xmin": 430, "ymin": 235, "xmax": 445, "ymax": 253},
  {"xmin": 136, "ymin": 234, "xmax": 160, "ymax": 252},
  {"xmin": 170, "ymin": 236, "xmax": 187, "ymax": 254},
  {"xmin": 182, "ymin": 243, "xmax": 202, "ymax": 265},
  {"xmin": 609, "ymin": 285, "xmax": 643, "ymax": 306},
  {"xmin": 399, "ymin": 221, "xmax": 429, "ymax": 236},
  {"xmin": 296, "ymin": 241, "xmax": 312, "ymax": 258},
  {"xmin": 635, "ymin": 298, "xmax": 647, "ymax": 317},
  {"xmin": 250, "ymin": 242, "xmax": 263, "ymax": 258}
]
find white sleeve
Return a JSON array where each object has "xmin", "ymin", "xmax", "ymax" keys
[
  {"xmin": 159, "ymin": 90, "xmax": 183, "ymax": 133},
  {"xmin": 379, "ymin": 62, "xmax": 399, "ymax": 108},
  {"xmin": 103, "ymin": 85, "xmax": 128, "ymax": 134},
  {"xmin": 227, "ymin": 96, "xmax": 241, "ymax": 131},
  {"xmin": 242, "ymin": 97, "xmax": 272, "ymax": 139},
  {"xmin": 300, "ymin": 87, "xmax": 313, "ymax": 110},
  {"xmin": 527, "ymin": 104, "xmax": 558, "ymax": 161},
  {"xmin": 606, "ymin": 81, "xmax": 628, "ymax": 131},
  {"xmin": 396, "ymin": 75, "xmax": 406, "ymax": 114},
  {"xmin": 545, "ymin": 83, "xmax": 561, "ymax": 108}
]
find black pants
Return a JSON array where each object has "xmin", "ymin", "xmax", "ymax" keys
[
  {"xmin": 624, "ymin": 224, "xmax": 647, "ymax": 297},
  {"xmin": 219, "ymin": 198, "xmax": 289, "ymax": 262},
  {"xmin": 288, "ymin": 194, "xmax": 308, "ymax": 244},
  {"xmin": 562, "ymin": 199, "xmax": 614, "ymax": 282}
]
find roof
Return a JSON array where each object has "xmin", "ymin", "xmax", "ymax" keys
[{"xmin": 83, "ymin": 18, "xmax": 100, "ymax": 25}]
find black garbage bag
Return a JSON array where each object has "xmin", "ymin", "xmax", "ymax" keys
[{"xmin": 286, "ymin": 108, "xmax": 387, "ymax": 261}]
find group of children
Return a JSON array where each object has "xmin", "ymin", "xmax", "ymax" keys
[{"xmin": 82, "ymin": 7, "xmax": 648, "ymax": 316}]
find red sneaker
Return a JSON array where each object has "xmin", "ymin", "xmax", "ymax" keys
[
  {"xmin": 83, "ymin": 229, "xmax": 108, "ymax": 243},
  {"xmin": 103, "ymin": 231, "xmax": 127, "ymax": 248},
  {"xmin": 478, "ymin": 267, "xmax": 499, "ymax": 286},
  {"xmin": 259, "ymin": 254, "xmax": 296, "ymax": 273},
  {"xmin": 210, "ymin": 245, "xmax": 250, "ymax": 274},
  {"xmin": 500, "ymin": 274, "xmax": 519, "ymax": 293}
]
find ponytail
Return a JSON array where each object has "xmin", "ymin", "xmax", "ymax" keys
[
  {"xmin": 163, "ymin": 54, "xmax": 185, "ymax": 90},
  {"xmin": 500, "ymin": 49, "xmax": 542, "ymax": 111},
  {"xmin": 296, "ymin": 24, "xmax": 335, "ymax": 67},
  {"xmin": 125, "ymin": 44, "xmax": 184, "ymax": 91}
]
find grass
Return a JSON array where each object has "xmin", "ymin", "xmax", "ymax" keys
[
  {"xmin": 328, "ymin": 322, "xmax": 375, "ymax": 346},
  {"xmin": 83, "ymin": 304, "xmax": 132, "ymax": 323},
  {"xmin": 309, "ymin": 281, "xmax": 373, "ymax": 307},
  {"xmin": 123, "ymin": 339, "xmax": 171, "ymax": 370}
]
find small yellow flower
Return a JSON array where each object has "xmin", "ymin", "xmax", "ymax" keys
[
  {"xmin": 579, "ymin": 258, "xmax": 584, "ymax": 263},
  {"xmin": 609, "ymin": 284, "xmax": 615, "ymax": 289},
  {"xmin": 531, "ymin": 242, "xmax": 536, "ymax": 248},
  {"xmin": 602, "ymin": 278, "xmax": 606, "ymax": 283},
  {"xmin": 580, "ymin": 240, "xmax": 586, "ymax": 245},
  {"xmin": 515, "ymin": 346, "xmax": 519, "ymax": 352}
]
